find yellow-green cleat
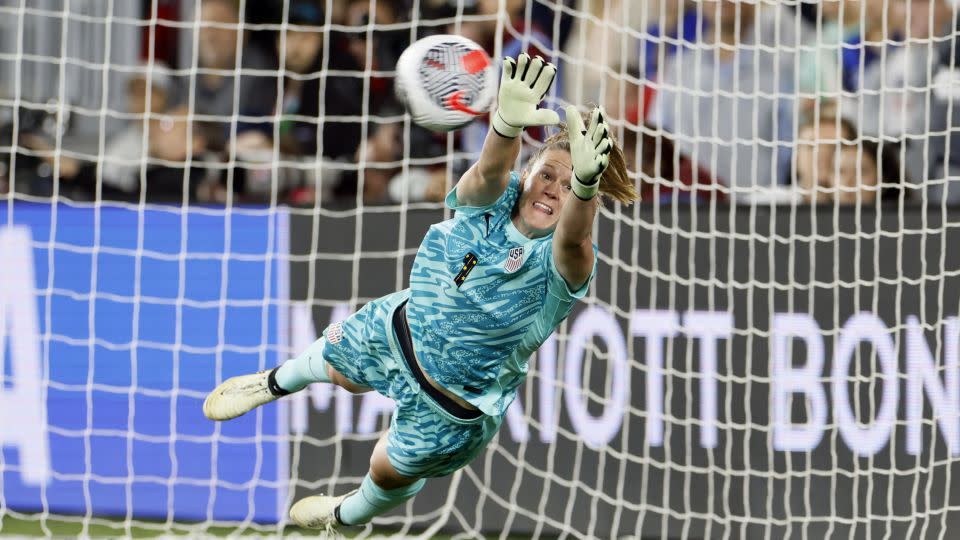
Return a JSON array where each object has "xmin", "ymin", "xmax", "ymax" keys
[{"xmin": 202, "ymin": 368, "xmax": 288, "ymax": 421}]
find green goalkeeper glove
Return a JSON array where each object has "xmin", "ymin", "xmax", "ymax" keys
[
  {"xmin": 491, "ymin": 53, "xmax": 560, "ymax": 138},
  {"xmin": 564, "ymin": 105, "xmax": 612, "ymax": 201}
]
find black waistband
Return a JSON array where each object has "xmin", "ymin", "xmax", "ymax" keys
[{"xmin": 392, "ymin": 301, "xmax": 483, "ymax": 420}]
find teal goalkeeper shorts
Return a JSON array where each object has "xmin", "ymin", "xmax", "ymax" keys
[{"xmin": 312, "ymin": 289, "xmax": 503, "ymax": 479}]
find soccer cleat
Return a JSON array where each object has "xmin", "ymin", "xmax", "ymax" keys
[
  {"xmin": 203, "ymin": 368, "xmax": 289, "ymax": 421},
  {"xmin": 288, "ymin": 490, "xmax": 357, "ymax": 531}
]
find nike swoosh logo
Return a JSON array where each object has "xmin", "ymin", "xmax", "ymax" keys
[{"xmin": 445, "ymin": 90, "xmax": 484, "ymax": 116}]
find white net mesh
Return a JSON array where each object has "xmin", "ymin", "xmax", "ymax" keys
[{"xmin": 2, "ymin": 0, "xmax": 960, "ymax": 538}]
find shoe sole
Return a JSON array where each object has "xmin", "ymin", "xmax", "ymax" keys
[{"xmin": 202, "ymin": 373, "xmax": 272, "ymax": 421}]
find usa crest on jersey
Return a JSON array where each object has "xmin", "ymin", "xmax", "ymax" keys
[
  {"xmin": 326, "ymin": 321, "xmax": 344, "ymax": 344},
  {"xmin": 504, "ymin": 246, "xmax": 525, "ymax": 273}
]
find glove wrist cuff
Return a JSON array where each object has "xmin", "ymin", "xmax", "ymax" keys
[
  {"xmin": 572, "ymin": 174, "xmax": 599, "ymax": 201},
  {"xmin": 492, "ymin": 110, "xmax": 522, "ymax": 139}
]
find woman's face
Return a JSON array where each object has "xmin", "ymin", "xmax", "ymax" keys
[
  {"xmin": 796, "ymin": 122, "xmax": 842, "ymax": 202},
  {"xmin": 514, "ymin": 149, "xmax": 574, "ymax": 237},
  {"xmin": 796, "ymin": 122, "xmax": 879, "ymax": 204},
  {"xmin": 282, "ymin": 29, "xmax": 323, "ymax": 74},
  {"xmin": 836, "ymin": 146, "xmax": 879, "ymax": 204},
  {"xmin": 199, "ymin": 0, "xmax": 240, "ymax": 69}
]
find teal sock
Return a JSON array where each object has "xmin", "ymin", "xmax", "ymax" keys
[
  {"xmin": 337, "ymin": 474, "xmax": 425, "ymax": 526},
  {"xmin": 275, "ymin": 343, "xmax": 332, "ymax": 392}
]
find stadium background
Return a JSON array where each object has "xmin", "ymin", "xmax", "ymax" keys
[{"xmin": 2, "ymin": 0, "xmax": 960, "ymax": 538}]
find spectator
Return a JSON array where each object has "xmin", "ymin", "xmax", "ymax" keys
[
  {"xmin": 793, "ymin": 109, "xmax": 904, "ymax": 205},
  {"xmin": 143, "ymin": 104, "xmax": 211, "ymax": 202},
  {"xmin": 97, "ymin": 61, "xmax": 174, "ymax": 196},
  {"xmin": 795, "ymin": 0, "xmax": 900, "ymax": 99},
  {"xmin": 189, "ymin": 0, "xmax": 276, "ymax": 154},
  {"xmin": 837, "ymin": 0, "xmax": 907, "ymax": 93},
  {"xmin": 271, "ymin": 0, "xmax": 398, "ymax": 159},
  {"xmin": 16, "ymin": 61, "xmax": 193, "ymax": 200},
  {"xmin": 794, "ymin": 1, "xmax": 856, "ymax": 123},
  {"xmin": 531, "ymin": 0, "xmax": 576, "ymax": 51},
  {"xmin": 795, "ymin": 111, "xmax": 859, "ymax": 204},
  {"xmin": 452, "ymin": 0, "xmax": 532, "ymax": 53},
  {"xmin": 238, "ymin": 0, "xmax": 406, "ymax": 204},
  {"xmin": 0, "ymin": 127, "xmax": 48, "ymax": 198},
  {"xmin": 558, "ymin": 2, "xmax": 672, "ymax": 207},
  {"xmin": 648, "ymin": 1, "xmax": 798, "ymax": 194},
  {"xmin": 274, "ymin": 0, "xmax": 354, "ymax": 159},
  {"xmin": 925, "ymin": 3, "xmax": 960, "ymax": 204},
  {"xmin": 853, "ymin": 0, "xmax": 959, "ymax": 203},
  {"xmin": 17, "ymin": 67, "xmax": 211, "ymax": 203},
  {"xmin": 562, "ymin": 0, "xmax": 688, "ymax": 125},
  {"xmin": 15, "ymin": 125, "xmax": 88, "ymax": 200}
]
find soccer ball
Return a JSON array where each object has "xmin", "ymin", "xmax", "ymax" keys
[{"xmin": 395, "ymin": 34, "xmax": 498, "ymax": 132}]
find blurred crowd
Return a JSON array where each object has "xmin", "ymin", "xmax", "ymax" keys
[
  {"xmin": 1, "ymin": 0, "xmax": 959, "ymax": 207},
  {"xmin": 615, "ymin": 0, "xmax": 959, "ymax": 205}
]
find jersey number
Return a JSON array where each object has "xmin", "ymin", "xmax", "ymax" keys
[{"xmin": 454, "ymin": 252, "xmax": 478, "ymax": 287}]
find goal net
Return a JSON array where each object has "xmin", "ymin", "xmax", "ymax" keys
[{"xmin": 1, "ymin": 0, "xmax": 960, "ymax": 538}]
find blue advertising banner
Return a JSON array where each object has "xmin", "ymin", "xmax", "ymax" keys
[{"xmin": 0, "ymin": 203, "xmax": 288, "ymax": 523}]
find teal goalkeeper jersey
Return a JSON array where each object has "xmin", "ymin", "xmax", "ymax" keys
[{"xmin": 405, "ymin": 172, "xmax": 596, "ymax": 417}]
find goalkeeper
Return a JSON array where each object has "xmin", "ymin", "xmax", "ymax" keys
[{"xmin": 203, "ymin": 52, "xmax": 639, "ymax": 531}]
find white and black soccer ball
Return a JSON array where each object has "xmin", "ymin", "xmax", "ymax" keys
[{"xmin": 395, "ymin": 34, "xmax": 498, "ymax": 132}]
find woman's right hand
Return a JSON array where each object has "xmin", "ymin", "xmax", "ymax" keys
[{"xmin": 490, "ymin": 53, "xmax": 560, "ymax": 138}]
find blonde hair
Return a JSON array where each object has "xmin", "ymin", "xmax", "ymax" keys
[{"xmin": 524, "ymin": 123, "xmax": 640, "ymax": 205}]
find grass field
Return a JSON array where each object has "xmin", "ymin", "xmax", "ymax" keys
[
  {"xmin": 1, "ymin": 513, "xmax": 276, "ymax": 538},
  {"xmin": 0, "ymin": 513, "xmax": 538, "ymax": 539}
]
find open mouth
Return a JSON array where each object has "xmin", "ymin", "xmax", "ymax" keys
[{"xmin": 533, "ymin": 202, "xmax": 553, "ymax": 215}]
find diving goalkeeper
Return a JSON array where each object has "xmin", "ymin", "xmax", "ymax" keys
[{"xmin": 203, "ymin": 52, "xmax": 639, "ymax": 531}]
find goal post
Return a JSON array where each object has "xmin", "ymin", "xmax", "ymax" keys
[{"xmin": 1, "ymin": 1, "xmax": 960, "ymax": 539}]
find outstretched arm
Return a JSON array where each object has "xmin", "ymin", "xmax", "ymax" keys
[
  {"xmin": 454, "ymin": 54, "xmax": 560, "ymax": 207},
  {"xmin": 553, "ymin": 106, "xmax": 612, "ymax": 290},
  {"xmin": 455, "ymin": 123, "xmax": 522, "ymax": 207}
]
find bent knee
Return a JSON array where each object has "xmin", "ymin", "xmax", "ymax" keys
[
  {"xmin": 369, "ymin": 458, "xmax": 418, "ymax": 490},
  {"xmin": 369, "ymin": 439, "xmax": 419, "ymax": 489}
]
